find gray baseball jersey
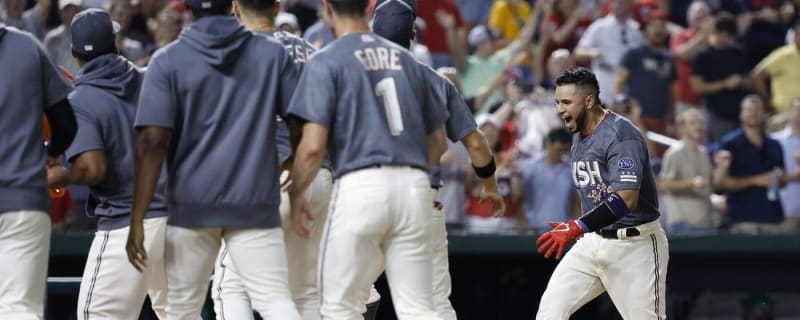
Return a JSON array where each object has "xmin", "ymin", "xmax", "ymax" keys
[
  {"xmin": 0, "ymin": 24, "xmax": 72, "ymax": 214},
  {"xmin": 570, "ymin": 112, "xmax": 659, "ymax": 229},
  {"xmin": 134, "ymin": 17, "xmax": 299, "ymax": 228},
  {"xmin": 257, "ymin": 30, "xmax": 319, "ymax": 166},
  {"xmin": 287, "ymin": 33, "xmax": 449, "ymax": 178},
  {"xmin": 66, "ymin": 54, "xmax": 167, "ymax": 231},
  {"xmin": 427, "ymin": 69, "xmax": 477, "ymax": 188}
]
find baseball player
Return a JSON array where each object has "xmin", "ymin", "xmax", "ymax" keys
[
  {"xmin": 45, "ymin": 9, "xmax": 169, "ymax": 319},
  {"xmin": 370, "ymin": 1, "xmax": 505, "ymax": 319},
  {"xmin": 0, "ymin": 23, "xmax": 76, "ymax": 319},
  {"xmin": 210, "ymin": 0, "xmax": 381, "ymax": 319},
  {"xmin": 535, "ymin": 67, "xmax": 668, "ymax": 319},
  {"xmin": 125, "ymin": 0, "xmax": 302, "ymax": 318},
  {"xmin": 285, "ymin": 0, "xmax": 451, "ymax": 318}
]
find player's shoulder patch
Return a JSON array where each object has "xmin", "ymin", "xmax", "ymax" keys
[{"xmin": 617, "ymin": 157, "xmax": 635, "ymax": 170}]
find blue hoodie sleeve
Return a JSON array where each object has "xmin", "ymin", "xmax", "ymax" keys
[
  {"xmin": 278, "ymin": 50, "xmax": 301, "ymax": 118},
  {"xmin": 135, "ymin": 52, "xmax": 177, "ymax": 130}
]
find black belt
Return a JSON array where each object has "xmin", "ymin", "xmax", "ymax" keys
[{"xmin": 596, "ymin": 227, "xmax": 641, "ymax": 239}]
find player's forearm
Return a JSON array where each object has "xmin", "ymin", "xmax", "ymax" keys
[
  {"xmin": 289, "ymin": 142, "xmax": 324, "ymax": 198},
  {"xmin": 68, "ymin": 164, "xmax": 103, "ymax": 186},
  {"xmin": 427, "ymin": 128, "xmax": 448, "ymax": 168},
  {"xmin": 462, "ymin": 131, "xmax": 493, "ymax": 167},
  {"xmin": 131, "ymin": 128, "xmax": 169, "ymax": 223}
]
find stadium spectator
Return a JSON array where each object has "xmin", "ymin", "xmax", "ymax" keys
[
  {"xmin": 516, "ymin": 128, "xmax": 577, "ymax": 232},
  {"xmin": 614, "ymin": 11, "xmax": 676, "ymax": 141},
  {"xmin": 148, "ymin": 7, "xmax": 181, "ymax": 50},
  {"xmin": 464, "ymin": 114, "xmax": 521, "ymax": 234},
  {"xmin": 691, "ymin": 12, "xmax": 751, "ymax": 143},
  {"xmin": 536, "ymin": 0, "xmax": 593, "ymax": 87},
  {"xmin": 737, "ymin": 0, "xmax": 797, "ymax": 69},
  {"xmin": 713, "ymin": 95, "xmax": 785, "ymax": 234},
  {"xmin": 659, "ymin": 108, "xmax": 715, "ymax": 234},
  {"xmin": 1, "ymin": 0, "xmax": 47, "ymax": 39},
  {"xmin": 575, "ymin": 0, "xmax": 644, "ymax": 104},
  {"xmin": 303, "ymin": 4, "xmax": 333, "ymax": 49},
  {"xmin": 276, "ymin": 11, "xmax": 301, "ymax": 36},
  {"xmin": 488, "ymin": 0, "xmax": 532, "ymax": 45},
  {"xmin": 515, "ymin": 49, "xmax": 572, "ymax": 156},
  {"xmin": 282, "ymin": 0, "xmax": 319, "ymax": 31},
  {"xmin": 460, "ymin": 15, "xmax": 537, "ymax": 113},
  {"xmin": 44, "ymin": 0, "xmax": 82, "ymax": 75},
  {"xmin": 110, "ymin": 1, "xmax": 148, "ymax": 66},
  {"xmin": 670, "ymin": 1, "xmax": 711, "ymax": 114},
  {"xmin": 773, "ymin": 97, "xmax": 800, "ymax": 231},
  {"xmin": 753, "ymin": 19, "xmax": 800, "ymax": 114},
  {"xmin": 417, "ymin": 0, "xmax": 467, "ymax": 68}
]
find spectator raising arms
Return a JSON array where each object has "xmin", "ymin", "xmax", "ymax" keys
[
  {"xmin": 670, "ymin": 1, "xmax": 711, "ymax": 114},
  {"xmin": 537, "ymin": 0, "xmax": 593, "ymax": 87},
  {"xmin": 753, "ymin": 19, "xmax": 800, "ymax": 114}
]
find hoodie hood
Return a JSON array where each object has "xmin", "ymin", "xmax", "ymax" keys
[
  {"xmin": 180, "ymin": 16, "xmax": 252, "ymax": 68},
  {"xmin": 74, "ymin": 54, "xmax": 141, "ymax": 99}
]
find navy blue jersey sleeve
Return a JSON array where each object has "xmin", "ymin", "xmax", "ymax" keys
[
  {"xmin": 64, "ymin": 99, "xmax": 104, "ymax": 161},
  {"xmin": 421, "ymin": 67, "xmax": 450, "ymax": 135},
  {"xmin": 287, "ymin": 57, "xmax": 335, "ymax": 128},
  {"xmin": 135, "ymin": 51, "xmax": 177, "ymax": 129},
  {"xmin": 278, "ymin": 51, "xmax": 301, "ymax": 118},
  {"xmin": 607, "ymin": 139, "xmax": 648, "ymax": 191}
]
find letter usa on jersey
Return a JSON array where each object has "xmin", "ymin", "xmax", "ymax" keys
[{"xmin": 570, "ymin": 113, "xmax": 660, "ymax": 230}]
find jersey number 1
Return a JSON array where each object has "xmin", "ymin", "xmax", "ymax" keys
[{"xmin": 375, "ymin": 78, "xmax": 404, "ymax": 136}]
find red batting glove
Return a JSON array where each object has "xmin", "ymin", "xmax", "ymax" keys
[{"xmin": 536, "ymin": 220, "xmax": 584, "ymax": 260}]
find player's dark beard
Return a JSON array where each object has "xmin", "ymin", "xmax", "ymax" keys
[{"xmin": 573, "ymin": 108, "xmax": 588, "ymax": 134}]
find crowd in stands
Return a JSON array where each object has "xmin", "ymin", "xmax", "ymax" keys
[{"xmin": 4, "ymin": 0, "xmax": 799, "ymax": 236}]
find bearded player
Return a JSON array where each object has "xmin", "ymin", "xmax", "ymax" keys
[{"xmin": 535, "ymin": 67, "xmax": 668, "ymax": 320}]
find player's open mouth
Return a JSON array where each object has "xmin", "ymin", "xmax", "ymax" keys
[{"xmin": 562, "ymin": 116, "xmax": 573, "ymax": 125}]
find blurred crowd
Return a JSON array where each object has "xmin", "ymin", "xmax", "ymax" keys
[{"xmin": 5, "ymin": 0, "xmax": 799, "ymax": 236}]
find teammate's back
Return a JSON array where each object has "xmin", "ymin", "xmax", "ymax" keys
[
  {"xmin": 290, "ymin": 32, "xmax": 447, "ymax": 177},
  {"xmin": 135, "ymin": 16, "xmax": 299, "ymax": 227}
]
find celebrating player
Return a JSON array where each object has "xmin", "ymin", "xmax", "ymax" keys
[
  {"xmin": 209, "ymin": 0, "xmax": 380, "ymax": 319},
  {"xmin": 45, "ymin": 9, "xmax": 169, "ymax": 319},
  {"xmin": 0, "ymin": 22, "xmax": 76, "ymax": 319},
  {"xmin": 125, "ymin": 0, "xmax": 302, "ymax": 317},
  {"xmin": 370, "ymin": 0, "xmax": 505, "ymax": 318},
  {"xmin": 535, "ymin": 67, "xmax": 668, "ymax": 319},
  {"xmin": 285, "ymin": 0, "xmax": 450, "ymax": 318}
]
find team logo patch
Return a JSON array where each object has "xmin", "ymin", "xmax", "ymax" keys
[{"xmin": 618, "ymin": 157, "xmax": 635, "ymax": 170}]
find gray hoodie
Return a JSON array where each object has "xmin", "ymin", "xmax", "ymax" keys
[
  {"xmin": 67, "ymin": 54, "xmax": 168, "ymax": 230},
  {"xmin": 135, "ymin": 16, "xmax": 300, "ymax": 229}
]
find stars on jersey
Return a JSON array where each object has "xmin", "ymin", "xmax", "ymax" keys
[{"xmin": 587, "ymin": 181, "xmax": 612, "ymax": 204}]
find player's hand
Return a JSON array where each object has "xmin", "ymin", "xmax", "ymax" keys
[
  {"xmin": 482, "ymin": 190, "xmax": 505, "ymax": 217},
  {"xmin": 46, "ymin": 155, "xmax": 62, "ymax": 168},
  {"xmin": 126, "ymin": 221, "xmax": 147, "ymax": 272},
  {"xmin": 289, "ymin": 193, "xmax": 313, "ymax": 239},
  {"xmin": 536, "ymin": 220, "xmax": 584, "ymax": 260},
  {"xmin": 714, "ymin": 150, "xmax": 732, "ymax": 169}
]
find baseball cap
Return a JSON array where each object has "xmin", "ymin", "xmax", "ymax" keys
[
  {"xmin": 371, "ymin": 0, "xmax": 416, "ymax": 46},
  {"xmin": 59, "ymin": 0, "xmax": 82, "ymax": 10},
  {"xmin": 276, "ymin": 12, "xmax": 299, "ymax": 30},
  {"xmin": 468, "ymin": 25, "xmax": 497, "ymax": 48},
  {"xmin": 185, "ymin": 0, "xmax": 231, "ymax": 12},
  {"xmin": 70, "ymin": 8, "xmax": 120, "ymax": 55}
]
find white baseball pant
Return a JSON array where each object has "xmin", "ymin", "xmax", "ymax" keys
[
  {"xmin": 77, "ymin": 216, "xmax": 168, "ymax": 320},
  {"xmin": 430, "ymin": 189, "xmax": 456, "ymax": 320},
  {"xmin": 165, "ymin": 225, "xmax": 299, "ymax": 320},
  {"xmin": 0, "ymin": 211, "xmax": 50, "ymax": 320},
  {"xmin": 319, "ymin": 167, "xmax": 441, "ymax": 320},
  {"xmin": 212, "ymin": 169, "xmax": 381, "ymax": 320},
  {"xmin": 536, "ymin": 219, "xmax": 669, "ymax": 320}
]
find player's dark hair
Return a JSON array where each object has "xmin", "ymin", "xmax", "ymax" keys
[
  {"xmin": 713, "ymin": 12, "xmax": 738, "ymax": 36},
  {"xmin": 546, "ymin": 128, "xmax": 572, "ymax": 145},
  {"xmin": 328, "ymin": 0, "xmax": 368, "ymax": 17},
  {"xmin": 555, "ymin": 67, "xmax": 602, "ymax": 107},
  {"xmin": 187, "ymin": 2, "xmax": 233, "ymax": 19},
  {"xmin": 71, "ymin": 43, "xmax": 120, "ymax": 63},
  {"xmin": 236, "ymin": 0, "xmax": 276, "ymax": 14}
]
